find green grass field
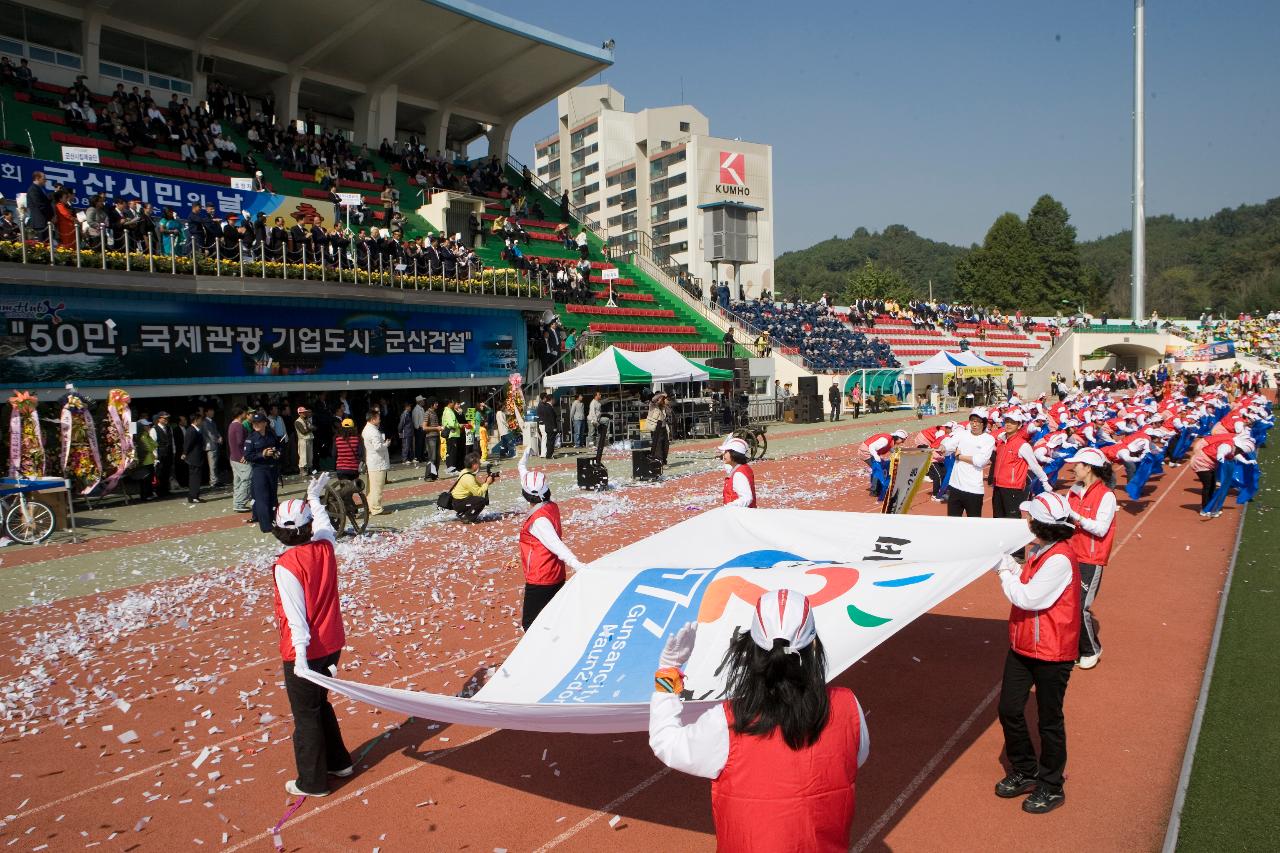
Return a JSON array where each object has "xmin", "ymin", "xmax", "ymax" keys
[{"xmin": 1176, "ymin": 445, "xmax": 1280, "ymax": 851}]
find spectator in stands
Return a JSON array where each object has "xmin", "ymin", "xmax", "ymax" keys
[
  {"xmin": 560, "ymin": 191, "xmax": 571, "ymax": 222},
  {"xmin": 52, "ymin": 189, "xmax": 76, "ymax": 249},
  {"xmin": 0, "ymin": 56, "xmax": 14, "ymax": 87},
  {"xmin": 111, "ymin": 121, "xmax": 135, "ymax": 160},
  {"xmin": 23, "ymin": 172, "xmax": 52, "ymax": 240},
  {"xmin": 14, "ymin": 58, "xmax": 34, "ymax": 92},
  {"xmin": 0, "ymin": 209, "xmax": 19, "ymax": 242}
]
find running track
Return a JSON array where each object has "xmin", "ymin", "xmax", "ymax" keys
[{"xmin": 0, "ymin": 434, "xmax": 1241, "ymax": 851}]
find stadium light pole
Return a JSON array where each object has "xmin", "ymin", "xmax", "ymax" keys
[{"xmin": 1131, "ymin": 0, "xmax": 1146, "ymax": 321}]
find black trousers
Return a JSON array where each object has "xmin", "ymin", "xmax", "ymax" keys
[
  {"xmin": 927, "ymin": 461, "xmax": 945, "ymax": 496},
  {"xmin": 446, "ymin": 436, "xmax": 464, "ymax": 471},
  {"xmin": 454, "ymin": 493, "xmax": 488, "ymax": 521},
  {"xmin": 1079, "ymin": 562, "xmax": 1103, "ymax": 658},
  {"xmin": 991, "ymin": 485, "xmax": 1027, "ymax": 519},
  {"xmin": 998, "ymin": 649, "xmax": 1073, "ymax": 790},
  {"xmin": 155, "ymin": 456, "xmax": 172, "ymax": 496},
  {"xmin": 947, "ymin": 488, "xmax": 983, "ymax": 517},
  {"xmin": 283, "ymin": 650, "xmax": 351, "ymax": 794},
  {"xmin": 829, "ymin": 401, "xmax": 840, "ymax": 421},
  {"xmin": 137, "ymin": 465, "xmax": 155, "ymax": 501},
  {"xmin": 186, "ymin": 459, "xmax": 202, "ymax": 500},
  {"xmin": 1197, "ymin": 469, "xmax": 1216, "ymax": 510},
  {"xmin": 522, "ymin": 580, "xmax": 564, "ymax": 630},
  {"xmin": 651, "ymin": 423, "xmax": 669, "ymax": 465}
]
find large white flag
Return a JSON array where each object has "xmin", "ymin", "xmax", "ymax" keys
[{"xmin": 301, "ymin": 507, "xmax": 1030, "ymax": 733}]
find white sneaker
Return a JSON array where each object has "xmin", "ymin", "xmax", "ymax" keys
[
  {"xmin": 329, "ymin": 765, "xmax": 354, "ymax": 778},
  {"xmin": 1078, "ymin": 653, "xmax": 1100, "ymax": 670},
  {"xmin": 1211, "ymin": 511, "xmax": 1222, "ymax": 518},
  {"xmin": 284, "ymin": 780, "xmax": 329, "ymax": 797}
]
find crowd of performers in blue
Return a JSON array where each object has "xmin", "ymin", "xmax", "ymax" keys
[{"xmin": 864, "ymin": 369, "xmax": 1272, "ymax": 515}]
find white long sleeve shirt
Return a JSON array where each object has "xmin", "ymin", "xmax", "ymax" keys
[
  {"xmin": 528, "ymin": 514, "xmax": 584, "ymax": 571},
  {"xmin": 863, "ymin": 435, "xmax": 892, "ymax": 460},
  {"xmin": 272, "ymin": 494, "xmax": 337, "ymax": 657},
  {"xmin": 725, "ymin": 468, "xmax": 753, "ymax": 507},
  {"xmin": 996, "ymin": 549, "xmax": 1071, "ymax": 611},
  {"xmin": 648, "ymin": 692, "xmax": 869, "ymax": 779},
  {"xmin": 1116, "ymin": 438, "xmax": 1150, "ymax": 464},
  {"xmin": 943, "ymin": 430, "xmax": 996, "ymax": 495},
  {"xmin": 361, "ymin": 423, "xmax": 391, "ymax": 471}
]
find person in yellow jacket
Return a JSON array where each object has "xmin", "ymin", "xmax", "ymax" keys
[{"xmin": 449, "ymin": 452, "xmax": 497, "ymax": 522}]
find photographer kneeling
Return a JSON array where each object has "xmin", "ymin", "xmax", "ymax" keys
[{"xmin": 450, "ymin": 452, "xmax": 497, "ymax": 522}]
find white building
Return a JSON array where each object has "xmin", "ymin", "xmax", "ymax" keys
[{"xmin": 533, "ymin": 85, "xmax": 774, "ymax": 299}]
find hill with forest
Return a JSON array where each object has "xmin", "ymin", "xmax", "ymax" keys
[{"xmin": 776, "ymin": 194, "xmax": 1280, "ymax": 317}]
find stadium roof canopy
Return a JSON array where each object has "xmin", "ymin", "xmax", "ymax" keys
[{"xmin": 58, "ymin": 0, "xmax": 613, "ymax": 152}]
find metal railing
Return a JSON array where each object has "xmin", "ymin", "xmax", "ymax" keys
[
  {"xmin": 506, "ymin": 152, "xmax": 605, "ymax": 238},
  {"xmin": 4, "ymin": 217, "xmax": 549, "ymax": 299}
]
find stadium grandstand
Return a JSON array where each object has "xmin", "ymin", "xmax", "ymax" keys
[{"xmin": 0, "ymin": 0, "xmax": 744, "ymax": 403}]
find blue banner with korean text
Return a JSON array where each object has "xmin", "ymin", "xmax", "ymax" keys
[
  {"xmin": 0, "ymin": 151, "xmax": 278, "ymax": 219},
  {"xmin": 0, "ymin": 285, "xmax": 525, "ymax": 387}
]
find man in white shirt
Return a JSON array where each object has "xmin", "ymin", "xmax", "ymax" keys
[
  {"xmin": 943, "ymin": 409, "xmax": 996, "ymax": 517},
  {"xmin": 360, "ymin": 410, "xmax": 391, "ymax": 515}
]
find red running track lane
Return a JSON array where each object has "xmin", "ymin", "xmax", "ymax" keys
[{"xmin": 0, "ymin": 444, "xmax": 1241, "ymax": 851}]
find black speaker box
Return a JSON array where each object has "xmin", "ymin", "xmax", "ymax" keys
[
  {"xmin": 797, "ymin": 376, "xmax": 818, "ymax": 395},
  {"xmin": 632, "ymin": 449, "xmax": 662, "ymax": 482},
  {"xmin": 577, "ymin": 458, "xmax": 609, "ymax": 490},
  {"xmin": 705, "ymin": 358, "xmax": 734, "ymax": 372}
]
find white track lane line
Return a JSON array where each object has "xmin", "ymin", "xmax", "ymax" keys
[{"xmin": 533, "ymin": 768, "xmax": 673, "ymax": 852}]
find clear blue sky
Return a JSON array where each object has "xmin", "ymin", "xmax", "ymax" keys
[{"xmin": 479, "ymin": 0, "xmax": 1280, "ymax": 253}]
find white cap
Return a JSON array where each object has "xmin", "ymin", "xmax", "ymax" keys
[
  {"xmin": 1047, "ymin": 433, "xmax": 1067, "ymax": 448},
  {"xmin": 274, "ymin": 498, "xmax": 312, "ymax": 529},
  {"xmin": 521, "ymin": 466, "xmax": 549, "ymax": 497},
  {"xmin": 1065, "ymin": 447, "xmax": 1108, "ymax": 467},
  {"xmin": 748, "ymin": 589, "xmax": 817, "ymax": 654},
  {"xmin": 1234, "ymin": 435, "xmax": 1257, "ymax": 454},
  {"xmin": 718, "ymin": 436, "xmax": 750, "ymax": 456},
  {"xmin": 969, "ymin": 407, "xmax": 989, "ymax": 421},
  {"xmin": 1019, "ymin": 491, "xmax": 1075, "ymax": 527},
  {"xmin": 1003, "ymin": 410, "xmax": 1027, "ymax": 423},
  {"xmin": 891, "ymin": 429, "xmax": 908, "ymax": 440}
]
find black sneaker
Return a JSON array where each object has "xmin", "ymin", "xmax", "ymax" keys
[
  {"xmin": 1022, "ymin": 785, "xmax": 1066, "ymax": 814},
  {"xmin": 994, "ymin": 771, "xmax": 1038, "ymax": 798}
]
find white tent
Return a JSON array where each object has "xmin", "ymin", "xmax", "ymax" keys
[
  {"xmin": 902, "ymin": 350, "xmax": 1002, "ymax": 375},
  {"xmin": 542, "ymin": 345, "xmax": 729, "ymax": 388}
]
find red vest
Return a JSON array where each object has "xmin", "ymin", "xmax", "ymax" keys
[
  {"xmin": 1197, "ymin": 434, "xmax": 1236, "ymax": 465},
  {"xmin": 860, "ymin": 433, "xmax": 892, "ymax": 460},
  {"xmin": 712, "ymin": 687, "xmax": 860, "ymax": 853},
  {"xmin": 274, "ymin": 539, "xmax": 345, "ymax": 662},
  {"xmin": 335, "ymin": 434, "xmax": 360, "ymax": 471},
  {"xmin": 520, "ymin": 501, "xmax": 565, "ymax": 586},
  {"xmin": 723, "ymin": 463, "xmax": 758, "ymax": 507},
  {"xmin": 993, "ymin": 431, "xmax": 1030, "ymax": 489},
  {"xmin": 1068, "ymin": 479, "xmax": 1116, "ymax": 567},
  {"xmin": 1008, "ymin": 541, "xmax": 1081, "ymax": 662},
  {"xmin": 1102, "ymin": 432, "xmax": 1147, "ymax": 462}
]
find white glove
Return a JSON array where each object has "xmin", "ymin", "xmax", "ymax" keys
[
  {"xmin": 658, "ymin": 622, "xmax": 698, "ymax": 670},
  {"xmin": 307, "ymin": 471, "xmax": 331, "ymax": 501},
  {"xmin": 994, "ymin": 554, "xmax": 1020, "ymax": 575},
  {"xmin": 569, "ymin": 558, "xmax": 588, "ymax": 573},
  {"xmin": 293, "ymin": 649, "xmax": 311, "ymax": 673}
]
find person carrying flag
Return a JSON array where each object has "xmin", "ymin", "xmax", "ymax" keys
[
  {"xmin": 719, "ymin": 436, "xmax": 757, "ymax": 507},
  {"xmin": 271, "ymin": 472, "xmax": 353, "ymax": 797},
  {"xmin": 516, "ymin": 448, "xmax": 587, "ymax": 629},
  {"xmin": 649, "ymin": 589, "xmax": 869, "ymax": 851},
  {"xmin": 858, "ymin": 429, "xmax": 907, "ymax": 499}
]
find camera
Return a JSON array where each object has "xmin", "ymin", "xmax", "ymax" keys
[{"xmin": 484, "ymin": 462, "xmax": 501, "ymax": 479}]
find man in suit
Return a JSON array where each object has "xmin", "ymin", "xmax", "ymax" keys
[
  {"xmin": 828, "ymin": 380, "xmax": 843, "ymax": 422},
  {"xmin": 200, "ymin": 406, "xmax": 224, "ymax": 488},
  {"xmin": 151, "ymin": 411, "xmax": 175, "ymax": 498},
  {"xmin": 536, "ymin": 393, "xmax": 558, "ymax": 460},
  {"xmin": 24, "ymin": 172, "xmax": 53, "ymax": 240},
  {"xmin": 287, "ymin": 222, "xmax": 308, "ymax": 264},
  {"xmin": 183, "ymin": 411, "xmax": 207, "ymax": 503}
]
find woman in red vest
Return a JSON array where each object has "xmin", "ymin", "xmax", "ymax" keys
[
  {"xmin": 719, "ymin": 436, "xmax": 757, "ymax": 507},
  {"xmin": 1064, "ymin": 448, "xmax": 1117, "ymax": 670},
  {"xmin": 649, "ymin": 589, "xmax": 869, "ymax": 852},
  {"xmin": 516, "ymin": 448, "xmax": 586, "ymax": 629},
  {"xmin": 271, "ymin": 472, "xmax": 353, "ymax": 797},
  {"xmin": 991, "ymin": 411, "xmax": 1050, "ymax": 519},
  {"xmin": 993, "ymin": 491, "xmax": 1080, "ymax": 814}
]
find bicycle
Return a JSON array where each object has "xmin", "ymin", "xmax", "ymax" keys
[
  {"xmin": 731, "ymin": 423, "xmax": 769, "ymax": 461},
  {"xmin": 0, "ymin": 489, "xmax": 55, "ymax": 545}
]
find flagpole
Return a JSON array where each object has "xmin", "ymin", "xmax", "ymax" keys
[{"xmin": 1131, "ymin": 0, "xmax": 1146, "ymax": 321}]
